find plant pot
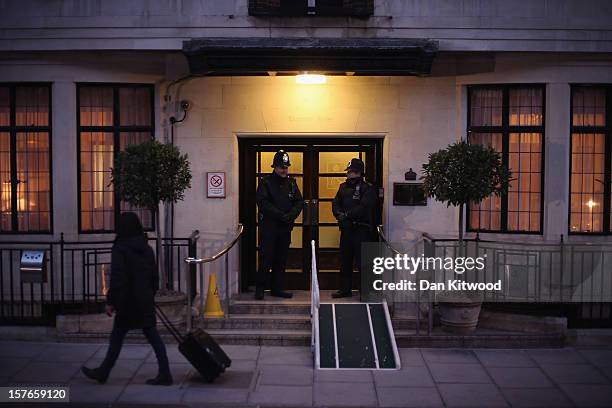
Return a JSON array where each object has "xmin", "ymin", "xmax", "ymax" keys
[
  {"xmin": 155, "ymin": 291, "xmax": 187, "ymax": 329},
  {"xmin": 439, "ymin": 301, "xmax": 482, "ymax": 333}
]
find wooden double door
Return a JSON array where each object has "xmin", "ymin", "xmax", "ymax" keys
[{"xmin": 239, "ymin": 138, "xmax": 383, "ymax": 291}]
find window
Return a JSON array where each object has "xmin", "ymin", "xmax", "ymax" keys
[
  {"xmin": 77, "ymin": 84, "xmax": 154, "ymax": 232},
  {"xmin": 467, "ymin": 85, "xmax": 545, "ymax": 234},
  {"xmin": 569, "ymin": 85, "xmax": 611, "ymax": 234},
  {"xmin": 0, "ymin": 84, "xmax": 52, "ymax": 233}
]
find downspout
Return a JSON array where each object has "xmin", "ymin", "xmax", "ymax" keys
[{"xmin": 161, "ymin": 74, "xmax": 205, "ymax": 244}]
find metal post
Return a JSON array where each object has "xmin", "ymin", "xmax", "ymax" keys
[
  {"xmin": 199, "ymin": 264, "xmax": 204, "ymax": 315},
  {"xmin": 225, "ymin": 251, "xmax": 230, "ymax": 318},
  {"xmin": 186, "ymin": 261, "xmax": 192, "ymax": 332}
]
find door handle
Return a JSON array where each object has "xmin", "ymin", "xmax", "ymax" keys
[
  {"xmin": 310, "ymin": 199, "xmax": 318, "ymax": 226},
  {"xmin": 302, "ymin": 199, "xmax": 319, "ymax": 226}
]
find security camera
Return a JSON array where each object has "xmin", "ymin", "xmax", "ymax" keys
[{"xmin": 180, "ymin": 100, "xmax": 191, "ymax": 111}]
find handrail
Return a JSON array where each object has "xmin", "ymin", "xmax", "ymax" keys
[
  {"xmin": 376, "ymin": 225, "xmax": 404, "ymax": 255},
  {"xmin": 185, "ymin": 224, "xmax": 244, "ymax": 264},
  {"xmin": 183, "ymin": 224, "xmax": 244, "ymax": 325},
  {"xmin": 376, "ymin": 225, "xmax": 432, "ymax": 335}
]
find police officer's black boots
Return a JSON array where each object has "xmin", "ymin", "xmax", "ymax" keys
[
  {"xmin": 255, "ymin": 286, "xmax": 264, "ymax": 300},
  {"xmin": 331, "ymin": 290, "xmax": 352, "ymax": 299}
]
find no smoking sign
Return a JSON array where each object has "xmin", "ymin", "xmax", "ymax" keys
[{"xmin": 206, "ymin": 172, "xmax": 226, "ymax": 198}]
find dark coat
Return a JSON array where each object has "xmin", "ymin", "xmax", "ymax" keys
[
  {"xmin": 106, "ymin": 234, "xmax": 158, "ymax": 329},
  {"xmin": 256, "ymin": 171, "xmax": 304, "ymax": 230},
  {"xmin": 332, "ymin": 177, "xmax": 377, "ymax": 231}
]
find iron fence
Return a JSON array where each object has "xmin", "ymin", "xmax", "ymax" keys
[
  {"xmin": 0, "ymin": 232, "xmax": 198, "ymax": 325},
  {"xmin": 424, "ymin": 237, "xmax": 612, "ymax": 327}
]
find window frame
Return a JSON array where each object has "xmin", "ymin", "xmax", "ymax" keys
[
  {"xmin": 568, "ymin": 84, "xmax": 612, "ymax": 236},
  {"xmin": 466, "ymin": 83, "xmax": 546, "ymax": 235},
  {"xmin": 76, "ymin": 82, "xmax": 155, "ymax": 234},
  {"xmin": 0, "ymin": 82, "xmax": 53, "ymax": 235}
]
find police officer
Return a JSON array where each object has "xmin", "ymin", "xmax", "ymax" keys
[
  {"xmin": 332, "ymin": 158, "xmax": 376, "ymax": 298},
  {"xmin": 255, "ymin": 150, "xmax": 304, "ymax": 300}
]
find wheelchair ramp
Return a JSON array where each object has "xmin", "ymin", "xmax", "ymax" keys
[{"xmin": 316, "ymin": 301, "xmax": 400, "ymax": 369}]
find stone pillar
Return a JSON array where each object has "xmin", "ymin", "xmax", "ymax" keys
[{"xmin": 544, "ymin": 83, "xmax": 570, "ymax": 241}]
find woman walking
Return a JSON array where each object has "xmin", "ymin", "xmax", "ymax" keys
[{"xmin": 81, "ymin": 212, "xmax": 173, "ymax": 386}]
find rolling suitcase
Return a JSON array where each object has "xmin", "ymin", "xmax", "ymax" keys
[{"xmin": 155, "ymin": 304, "xmax": 231, "ymax": 382}]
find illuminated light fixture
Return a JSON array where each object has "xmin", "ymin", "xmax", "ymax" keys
[
  {"xmin": 296, "ymin": 72, "xmax": 326, "ymax": 85},
  {"xmin": 586, "ymin": 199, "xmax": 598, "ymax": 209}
]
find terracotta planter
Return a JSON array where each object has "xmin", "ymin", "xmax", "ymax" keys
[
  {"xmin": 438, "ymin": 301, "xmax": 482, "ymax": 333},
  {"xmin": 155, "ymin": 291, "xmax": 187, "ymax": 329}
]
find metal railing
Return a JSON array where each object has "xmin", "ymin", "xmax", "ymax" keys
[
  {"xmin": 425, "ymin": 236, "xmax": 612, "ymax": 327},
  {"xmin": 184, "ymin": 224, "xmax": 244, "ymax": 329},
  {"xmin": 311, "ymin": 239, "xmax": 320, "ymax": 366},
  {"xmin": 0, "ymin": 232, "xmax": 199, "ymax": 325},
  {"xmin": 376, "ymin": 225, "xmax": 433, "ymax": 335}
]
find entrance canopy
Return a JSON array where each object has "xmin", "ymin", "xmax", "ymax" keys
[{"xmin": 182, "ymin": 37, "xmax": 438, "ymax": 76}]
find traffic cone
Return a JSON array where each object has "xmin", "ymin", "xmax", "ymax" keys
[{"xmin": 203, "ymin": 272, "xmax": 225, "ymax": 318}]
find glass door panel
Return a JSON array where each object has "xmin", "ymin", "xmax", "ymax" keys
[{"xmin": 239, "ymin": 139, "xmax": 382, "ymax": 291}]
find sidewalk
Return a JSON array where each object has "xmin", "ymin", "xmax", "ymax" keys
[{"xmin": 0, "ymin": 340, "xmax": 611, "ymax": 407}]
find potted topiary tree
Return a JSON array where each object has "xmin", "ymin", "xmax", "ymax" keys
[
  {"xmin": 112, "ymin": 139, "xmax": 192, "ymax": 326},
  {"xmin": 421, "ymin": 141, "xmax": 511, "ymax": 332}
]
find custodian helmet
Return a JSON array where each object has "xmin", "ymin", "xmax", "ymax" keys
[
  {"xmin": 271, "ymin": 150, "xmax": 291, "ymax": 168},
  {"xmin": 344, "ymin": 157, "xmax": 365, "ymax": 175}
]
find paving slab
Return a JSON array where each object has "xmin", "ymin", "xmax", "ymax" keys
[
  {"xmin": 576, "ymin": 348, "xmax": 612, "ymax": 367},
  {"xmin": 93, "ymin": 344, "xmax": 153, "ymax": 360},
  {"xmin": 69, "ymin": 383, "xmax": 125, "ymax": 404},
  {"xmin": 11, "ymin": 361, "xmax": 81, "ymax": 383},
  {"xmin": 227, "ymin": 359, "xmax": 257, "ymax": 372},
  {"xmin": 474, "ymin": 349, "xmax": 536, "ymax": 367},
  {"xmin": 526, "ymin": 348, "xmax": 587, "ymax": 365},
  {"xmin": 373, "ymin": 366, "xmax": 435, "ymax": 387},
  {"xmin": 0, "ymin": 357, "xmax": 30, "ymax": 377},
  {"xmin": 38, "ymin": 343, "xmax": 101, "ymax": 363},
  {"xmin": 131, "ymin": 362, "xmax": 193, "ymax": 386},
  {"xmin": 428, "ymin": 363, "xmax": 491, "ymax": 383},
  {"xmin": 118, "ymin": 383, "xmax": 185, "ymax": 405},
  {"xmin": 600, "ymin": 365, "xmax": 612, "ymax": 382},
  {"xmin": 314, "ymin": 369, "xmax": 373, "ymax": 383},
  {"xmin": 258, "ymin": 346, "xmax": 311, "ymax": 366},
  {"xmin": 0, "ymin": 341, "xmax": 48, "ymax": 358},
  {"xmin": 145, "ymin": 344, "xmax": 189, "ymax": 364},
  {"xmin": 79, "ymin": 357, "xmax": 143, "ymax": 383},
  {"xmin": 500, "ymin": 387, "xmax": 573, "ymax": 407},
  {"xmin": 558, "ymin": 384, "xmax": 612, "ymax": 407},
  {"xmin": 187, "ymin": 370, "xmax": 254, "ymax": 389},
  {"xmin": 183, "ymin": 387, "xmax": 249, "ymax": 406},
  {"xmin": 249, "ymin": 385, "xmax": 312, "ymax": 406},
  {"xmin": 487, "ymin": 367, "xmax": 554, "ymax": 388},
  {"xmin": 258, "ymin": 365, "xmax": 313, "ymax": 386},
  {"xmin": 438, "ymin": 383, "xmax": 508, "ymax": 407},
  {"xmin": 540, "ymin": 363, "xmax": 609, "ymax": 384},
  {"xmin": 314, "ymin": 381, "xmax": 377, "ymax": 407},
  {"xmin": 398, "ymin": 348, "xmax": 426, "ymax": 366},
  {"xmin": 421, "ymin": 349, "xmax": 478, "ymax": 364},
  {"xmin": 377, "ymin": 386, "xmax": 444, "ymax": 407},
  {"xmin": 221, "ymin": 345, "xmax": 260, "ymax": 361}
]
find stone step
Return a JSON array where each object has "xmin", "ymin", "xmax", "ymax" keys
[
  {"xmin": 54, "ymin": 327, "xmax": 565, "ymax": 348},
  {"xmin": 229, "ymin": 300, "xmax": 311, "ymax": 315},
  {"xmin": 205, "ymin": 329, "xmax": 311, "ymax": 346},
  {"xmin": 56, "ymin": 328, "xmax": 311, "ymax": 347},
  {"xmin": 196, "ymin": 314, "xmax": 311, "ymax": 330},
  {"xmin": 393, "ymin": 329, "xmax": 566, "ymax": 348}
]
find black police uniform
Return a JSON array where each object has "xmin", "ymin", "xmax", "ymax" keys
[
  {"xmin": 255, "ymin": 156, "xmax": 303, "ymax": 298},
  {"xmin": 332, "ymin": 174, "xmax": 376, "ymax": 296}
]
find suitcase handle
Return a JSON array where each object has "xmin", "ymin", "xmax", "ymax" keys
[{"xmin": 155, "ymin": 304, "xmax": 185, "ymax": 343}]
